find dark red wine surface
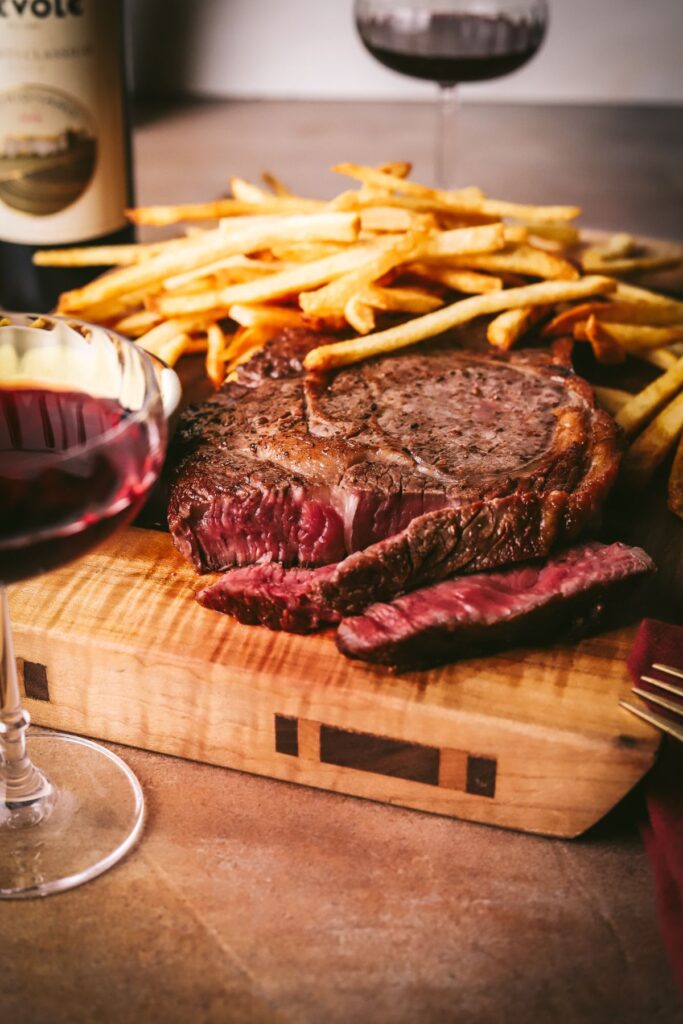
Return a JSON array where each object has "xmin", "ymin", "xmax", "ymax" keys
[
  {"xmin": 0, "ymin": 386, "xmax": 159, "ymax": 583},
  {"xmin": 357, "ymin": 12, "xmax": 545, "ymax": 85}
]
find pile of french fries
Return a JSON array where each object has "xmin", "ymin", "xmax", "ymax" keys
[{"xmin": 34, "ymin": 161, "xmax": 683, "ymax": 517}]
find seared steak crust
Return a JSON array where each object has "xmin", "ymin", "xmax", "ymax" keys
[{"xmin": 169, "ymin": 328, "xmax": 620, "ymax": 608}]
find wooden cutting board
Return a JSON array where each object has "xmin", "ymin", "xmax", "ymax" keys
[
  {"xmin": 9, "ymin": 247, "xmax": 683, "ymax": 839},
  {"xmin": 9, "ymin": 514, "xmax": 670, "ymax": 839}
]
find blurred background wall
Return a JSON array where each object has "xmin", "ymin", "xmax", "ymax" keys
[{"xmin": 131, "ymin": 0, "xmax": 683, "ymax": 104}]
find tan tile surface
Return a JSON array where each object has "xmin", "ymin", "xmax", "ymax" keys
[{"xmin": 3, "ymin": 743, "xmax": 677, "ymax": 1024}]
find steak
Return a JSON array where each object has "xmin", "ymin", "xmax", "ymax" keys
[
  {"xmin": 169, "ymin": 327, "xmax": 620, "ymax": 610},
  {"xmin": 336, "ymin": 541, "xmax": 654, "ymax": 668}
]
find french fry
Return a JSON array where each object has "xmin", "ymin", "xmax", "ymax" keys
[
  {"xmin": 206, "ymin": 322, "xmax": 228, "ymax": 386},
  {"xmin": 516, "ymin": 221, "xmax": 581, "ymax": 247},
  {"xmin": 127, "ymin": 195, "xmax": 327, "ymax": 226},
  {"xmin": 113, "ymin": 308, "xmax": 162, "ymax": 337},
  {"xmin": 668, "ymin": 433, "xmax": 683, "ymax": 518},
  {"xmin": 543, "ymin": 300, "xmax": 683, "ymax": 336},
  {"xmin": 579, "ymin": 321, "xmax": 683, "ymax": 351},
  {"xmin": 638, "ymin": 348, "xmax": 680, "ymax": 370},
  {"xmin": 268, "ymin": 241, "xmax": 349, "ymax": 262},
  {"xmin": 486, "ymin": 306, "xmax": 545, "ymax": 350},
  {"xmin": 344, "ymin": 294, "xmax": 376, "ymax": 335},
  {"xmin": 583, "ymin": 232, "xmax": 637, "ymax": 264},
  {"xmin": 359, "ymin": 206, "xmax": 435, "ymax": 233},
  {"xmin": 229, "ymin": 176, "xmax": 272, "ymax": 204},
  {"xmin": 299, "ymin": 231, "xmax": 429, "ymax": 317},
  {"xmin": 33, "ymin": 240, "xmax": 190, "ymax": 267},
  {"xmin": 303, "ymin": 275, "xmax": 616, "ymax": 372},
  {"xmin": 620, "ymin": 391, "xmax": 683, "ymax": 488},
  {"xmin": 450, "ymin": 244, "xmax": 579, "ymax": 281},
  {"xmin": 136, "ymin": 316, "xmax": 219, "ymax": 356},
  {"xmin": 574, "ymin": 316, "xmax": 626, "ymax": 364},
  {"xmin": 422, "ymin": 223, "xmax": 505, "ymax": 259},
  {"xmin": 228, "ymin": 303, "xmax": 305, "ymax": 328},
  {"xmin": 156, "ymin": 242, "xmax": 381, "ymax": 316},
  {"xmin": 582, "ymin": 253, "xmax": 681, "ymax": 276},
  {"xmin": 615, "ymin": 355, "xmax": 683, "ymax": 437},
  {"xmin": 593, "ymin": 386, "xmax": 631, "ymax": 415},
  {"xmin": 362, "ymin": 285, "xmax": 443, "ymax": 315},
  {"xmin": 261, "ymin": 170, "xmax": 293, "ymax": 196},
  {"xmin": 612, "ymin": 280, "xmax": 680, "ymax": 306},
  {"xmin": 58, "ymin": 213, "xmax": 360, "ymax": 312},
  {"xmin": 157, "ymin": 332, "xmax": 192, "ymax": 367},
  {"xmin": 332, "ymin": 163, "xmax": 580, "ymax": 222},
  {"xmin": 408, "ymin": 264, "xmax": 504, "ymax": 293},
  {"xmin": 163, "ymin": 254, "xmax": 287, "ymax": 292},
  {"xmin": 375, "ymin": 161, "xmax": 412, "ymax": 179}
]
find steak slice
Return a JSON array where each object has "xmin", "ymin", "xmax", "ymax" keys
[
  {"xmin": 169, "ymin": 329, "xmax": 620, "ymax": 595},
  {"xmin": 336, "ymin": 542, "xmax": 655, "ymax": 668}
]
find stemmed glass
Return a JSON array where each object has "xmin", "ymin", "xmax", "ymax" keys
[
  {"xmin": 0, "ymin": 313, "xmax": 178, "ymax": 897},
  {"xmin": 355, "ymin": 0, "xmax": 549, "ymax": 187}
]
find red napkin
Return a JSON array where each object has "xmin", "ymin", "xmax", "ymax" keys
[{"xmin": 627, "ymin": 619, "xmax": 683, "ymax": 997}]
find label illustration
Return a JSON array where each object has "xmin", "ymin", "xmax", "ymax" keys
[{"xmin": 0, "ymin": 84, "xmax": 96, "ymax": 217}]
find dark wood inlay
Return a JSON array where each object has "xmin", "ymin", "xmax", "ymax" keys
[
  {"xmin": 320, "ymin": 725, "xmax": 440, "ymax": 786},
  {"xmin": 274, "ymin": 714, "xmax": 299, "ymax": 757},
  {"xmin": 23, "ymin": 660, "xmax": 50, "ymax": 702},
  {"xmin": 466, "ymin": 755, "xmax": 497, "ymax": 799}
]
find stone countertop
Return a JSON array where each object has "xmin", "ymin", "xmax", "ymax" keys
[{"xmin": 3, "ymin": 100, "xmax": 682, "ymax": 1024}]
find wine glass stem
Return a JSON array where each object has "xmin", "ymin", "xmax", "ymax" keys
[
  {"xmin": 435, "ymin": 83, "xmax": 459, "ymax": 189},
  {"xmin": 0, "ymin": 585, "xmax": 51, "ymax": 810}
]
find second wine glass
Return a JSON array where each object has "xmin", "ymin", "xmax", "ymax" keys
[{"xmin": 355, "ymin": 0, "xmax": 548, "ymax": 187}]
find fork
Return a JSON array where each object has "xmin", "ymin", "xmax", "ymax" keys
[{"xmin": 620, "ymin": 663, "xmax": 683, "ymax": 742}]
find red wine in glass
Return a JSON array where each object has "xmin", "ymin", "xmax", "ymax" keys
[
  {"xmin": 354, "ymin": 1, "xmax": 549, "ymax": 186},
  {"xmin": 0, "ymin": 314, "xmax": 175, "ymax": 899},
  {"xmin": 0, "ymin": 386, "xmax": 160, "ymax": 585}
]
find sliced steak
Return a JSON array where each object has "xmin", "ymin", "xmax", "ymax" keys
[
  {"xmin": 169, "ymin": 328, "xmax": 620, "ymax": 602},
  {"xmin": 336, "ymin": 542, "xmax": 654, "ymax": 668}
]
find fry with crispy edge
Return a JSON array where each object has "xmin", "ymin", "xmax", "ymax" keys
[
  {"xmin": 575, "ymin": 320, "xmax": 683, "ymax": 351},
  {"xmin": 57, "ymin": 213, "xmax": 359, "ymax": 312},
  {"xmin": 303, "ymin": 275, "xmax": 615, "ymax": 371},
  {"xmin": 487, "ymin": 305, "xmax": 545, "ymax": 350},
  {"xmin": 575, "ymin": 316, "xmax": 625, "ymax": 364},
  {"xmin": 615, "ymin": 355, "xmax": 683, "ymax": 437},
  {"xmin": 620, "ymin": 391, "xmax": 683, "ymax": 488},
  {"xmin": 543, "ymin": 300, "xmax": 683, "ymax": 336},
  {"xmin": 206, "ymin": 322, "xmax": 228, "ymax": 386},
  {"xmin": 592, "ymin": 386, "xmax": 631, "ymax": 415}
]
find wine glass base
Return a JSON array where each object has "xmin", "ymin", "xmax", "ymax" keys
[{"xmin": 0, "ymin": 733, "xmax": 144, "ymax": 898}]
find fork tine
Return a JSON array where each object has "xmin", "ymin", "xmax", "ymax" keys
[
  {"xmin": 632, "ymin": 686, "xmax": 683, "ymax": 718},
  {"xmin": 652, "ymin": 663, "xmax": 683, "ymax": 681},
  {"xmin": 620, "ymin": 700, "xmax": 683, "ymax": 743},
  {"xmin": 641, "ymin": 673, "xmax": 683, "ymax": 698}
]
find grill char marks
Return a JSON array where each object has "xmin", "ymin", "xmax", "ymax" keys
[{"xmin": 168, "ymin": 328, "xmax": 621, "ymax": 608}]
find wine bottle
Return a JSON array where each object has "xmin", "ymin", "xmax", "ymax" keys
[{"xmin": 0, "ymin": 0, "xmax": 134, "ymax": 312}]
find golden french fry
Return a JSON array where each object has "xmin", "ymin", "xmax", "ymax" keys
[
  {"xmin": 408, "ymin": 264, "xmax": 504, "ymax": 294},
  {"xmin": 229, "ymin": 176, "xmax": 271, "ymax": 204},
  {"xmin": 163, "ymin": 254, "xmax": 287, "ymax": 292},
  {"xmin": 592, "ymin": 386, "xmax": 631, "ymax": 415},
  {"xmin": 615, "ymin": 355, "xmax": 683, "ymax": 437},
  {"xmin": 261, "ymin": 171, "xmax": 293, "ymax": 196},
  {"xmin": 156, "ymin": 242, "xmax": 380, "ymax": 317},
  {"xmin": 544, "ymin": 300, "xmax": 683, "ymax": 336},
  {"xmin": 375, "ymin": 161, "xmax": 412, "ymax": 179},
  {"xmin": 359, "ymin": 206, "xmax": 435, "ymax": 233},
  {"xmin": 113, "ymin": 308, "xmax": 162, "ymax": 337},
  {"xmin": 451, "ymin": 244, "xmax": 579, "ymax": 281},
  {"xmin": 136, "ymin": 316, "xmax": 218, "ymax": 356},
  {"xmin": 268, "ymin": 241, "xmax": 349, "ymax": 262},
  {"xmin": 620, "ymin": 391, "xmax": 683, "ymax": 488},
  {"xmin": 299, "ymin": 231, "xmax": 429, "ymax": 317},
  {"xmin": 574, "ymin": 316, "xmax": 626, "ymax": 364},
  {"xmin": 127, "ymin": 195, "xmax": 327, "ymax": 226},
  {"xmin": 206, "ymin": 322, "xmax": 228, "ymax": 386},
  {"xmin": 228, "ymin": 303, "xmax": 304, "ymax": 328},
  {"xmin": 344, "ymin": 294, "xmax": 376, "ymax": 335},
  {"xmin": 332, "ymin": 163, "xmax": 580, "ymax": 222},
  {"xmin": 157, "ymin": 332, "xmax": 192, "ymax": 367},
  {"xmin": 33, "ymin": 241, "xmax": 182, "ymax": 267},
  {"xmin": 422, "ymin": 223, "xmax": 505, "ymax": 259},
  {"xmin": 486, "ymin": 305, "xmax": 545, "ymax": 350},
  {"xmin": 582, "ymin": 253, "xmax": 681, "ymax": 276},
  {"xmin": 612, "ymin": 280, "xmax": 680, "ymax": 306},
  {"xmin": 303, "ymin": 275, "xmax": 616, "ymax": 372},
  {"xmin": 58, "ymin": 213, "xmax": 359, "ymax": 312},
  {"xmin": 583, "ymin": 232, "xmax": 637, "ymax": 264},
  {"xmin": 516, "ymin": 221, "xmax": 581, "ymax": 247},
  {"xmin": 668, "ymin": 433, "xmax": 683, "ymax": 518},
  {"xmin": 585, "ymin": 322, "xmax": 683, "ymax": 350},
  {"xmin": 362, "ymin": 285, "xmax": 443, "ymax": 314}
]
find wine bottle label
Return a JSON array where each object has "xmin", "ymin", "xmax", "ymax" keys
[{"xmin": 0, "ymin": 1, "xmax": 129, "ymax": 245}]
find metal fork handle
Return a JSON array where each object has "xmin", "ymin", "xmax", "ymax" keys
[{"xmin": 620, "ymin": 700, "xmax": 683, "ymax": 743}]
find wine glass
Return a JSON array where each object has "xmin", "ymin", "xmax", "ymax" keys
[
  {"xmin": 355, "ymin": 0, "xmax": 549, "ymax": 187},
  {"xmin": 0, "ymin": 313, "xmax": 179, "ymax": 897}
]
